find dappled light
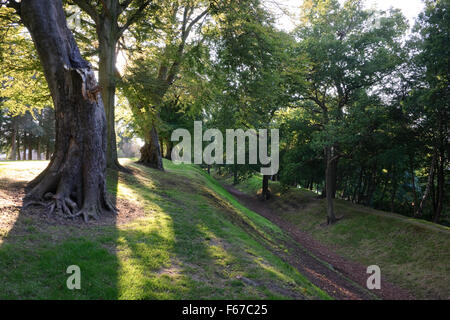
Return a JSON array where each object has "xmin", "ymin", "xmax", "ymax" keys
[{"xmin": 0, "ymin": 0, "xmax": 448, "ymax": 305}]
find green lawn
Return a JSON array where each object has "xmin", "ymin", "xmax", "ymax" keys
[
  {"xmin": 216, "ymin": 173, "xmax": 450, "ymax": 300},
  {"xmin": 0, "ymin": 160, "xmax": 329, "ymax": 300}
]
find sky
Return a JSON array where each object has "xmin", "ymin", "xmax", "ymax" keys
[{"xmin": 271, "ymin": 0, "xmax": 425, "ymax": 31}]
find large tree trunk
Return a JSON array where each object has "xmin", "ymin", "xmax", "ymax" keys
[
  {"xmin": 8, "ymin": 116, "xmax": 17, "ymax": 160},
  {"xmin": 138, "ymin": 124, "xmax": 164, "ymax": 170},
  {"xmin": 19, "ymin": 0, "xmax": 114, "ymax": 222}
]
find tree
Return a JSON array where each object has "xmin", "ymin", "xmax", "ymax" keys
[
  {"xmin": 5, "ymin": 0, "xmax": 114, "ymax": 222},
  {"xmin": 406, "ymin": 0, "xmax": 450, "ymax": 223},
  {"xmin": 205, "ymin": 0, "xmax": 290, "ymax": 198},
  {"xmin": 69, "ymin": 0, "xmax": 153, "ymax": 170},
  {"xmin": 290, "ymin": 0, "xmax": 407, "ymax": 224},
  {"xmin": 0, "ymin": 7, "xmax": 52, "ymax": 160},
  {"xmin": 121, "ymin": 0, "xmax": 210, "ymax": 170}
]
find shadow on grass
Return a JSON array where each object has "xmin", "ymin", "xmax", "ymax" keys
[
  {"xmin": 113, "ymin": 163, "xmax": 308, "ymax": 299},
  {"xmin": 0, "ymin": 160, "xmax": 322, "ymax": 299},
  {"xmin": 0, "ymin": 161, "xmax": 120, "ymax": 299}
]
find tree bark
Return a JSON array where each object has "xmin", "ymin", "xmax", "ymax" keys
[
  {"xmin": 325, "ymin": 146, "xmax": 337, "ymax": 224},
  {"xmin": 37, "ymin": 138, "xmax": 42, "ymax": 160},
  {"xmin": 45, "ymin": 140, "xmax": 51, "ymax": 160},
  {"xmin": 138, "ymin": 124, "xmax": 164, "ymax": 170},
  {"xmin": 417, "ymin": 149, "xmax": 436, "ymax": 217},
  {"xmin": 365, "ymin": 173, "xmax": 376, "ymax": 207},
  {"xmin": 23, "ymin": 132, "xmax": 27, "ymax": 160},
  {"xmin": 165, "ymin": 140, "xmax": 173, "ymax": 160},
  {"xmin": 28, "ymin": 134, "xmax": 33, "ymax": 160},
  {"xmin": 433, "ymin": 148, "xmax": 445, "ymax": 223},
  {"xmin": 330, "ymin": 157, "xmax": 337, "ymax": 199},
  {"xmin": 409, "ymin": 156, "xmax": 418, "ymax": 216},
  {"xmin": 16, "ymin": 133, "xmax": 21, "ymax": 160},
  {"xmin": 390, "ymin": 177, "xmax": 398, "ymax": 213},
  {"xmin": 97, "ymin": 22, "xmax": 122, "ymax": 170},
  {"xmin": 18, "ymin": 0, "xmax": 115, "ymax": 222},
  {"xmin": 262, "ymin": 174, "xmax": 270, "ymax": 200},
  {"xmin": 353, "ymin": 166, "xmax": 364, "ymax": 203},
  {"xmin": 72, "ymin": 0, "xmax": 151, "ymax": 171},
  {"xmin": 8, "ymin": 116, "xmax": 17, "ymax": 160}
]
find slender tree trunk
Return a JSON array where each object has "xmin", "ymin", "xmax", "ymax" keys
[
  {"xmin": 99, "ymin": 43, "xmax": 120, "ymax": 170},
  {"xmin": 159, "ymin": 137, "xmax": 164, "ymax": 157},
  {"xmin": 320, "ymin": 184, "xmax": 326, "ymax": 199},
  {"xmin": 353, "ymin": 166, "xmax": 364, "ymax": 203},
  {"xmin": 325, "ymin": 146, "xmax": 337, "ymax": 224},
  {"xmin": 23, "ymin": 132, "xmax": 27, "ymax": 160},
  {"xmin": 390, "ymin": 174, "xmax": 398, "ymax": 213},
  {"xmin": 330, "ymin": 158, "xmax": 337, "ymax": 199},
  {"xmin": 409, "ymin": 156, "xmax": 418, "ymax": 216},
  {"xmin": 8, "ymin": 116, "xmax": 17, "ymax": 160},
  {"xmin": 16, "ymin": 133, "xmax": 21, "ymax": 160},
  {"xmin": 262, "ymin": 174, "xmax": 270, "ymax": 200},
  {"xmin": 433, "ymin": 148, "xmax": 445, "ymax": 223},
  {"xmin": 28, "ymin": 134, "xmax": 33, "ymax": 160},
  {"xmin": 380, "ymin": 177, "xmax": 388, "ymax": 206},
  {"xmin": 138, "ymin": 124, "xmax": 164, "ymax": 170},
  {"xmin": 165, "ymin": 140, "xmax": 173, "ymax": 160},
  {"xmin": 37, "ymin": 138, "xmax": 42, "ymax": 160},
  {"xmin": 417, "ymin": 149, "xmax": 437, "ymax": 217},
  {"xmin": 365, "ymin": 174, "xmax": 376, "ymax": 207},
  {"xmin": 19, "ymin": 0, "xmax": 115, "ymax": 222},
  {"xmin": 46, "ymin": 140, "xmax": 51, "ymax": 160}
]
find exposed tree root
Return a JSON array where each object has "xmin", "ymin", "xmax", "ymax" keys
[{"xmin": 24, "ymin": 190, "xmax": 116, "ymax": 223}]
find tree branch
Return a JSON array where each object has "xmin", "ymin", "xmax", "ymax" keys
[
  {"xmin": 184, "ymin": 8, "xmax": 208, "ymax": 40},
  {"xmin": 72, "ymin": 0, "xmax": 99, "ymax": 24},
  {"xmin": 4, "ymin": 0, "xmax": 21, "ymax": 16},
  {"xmin": 117, "ymin": 0, "xmax": 151, "ymax": 38},
  {"xmin": 119, "ymin": 0, "xmax": 134, "ymax": 14}
]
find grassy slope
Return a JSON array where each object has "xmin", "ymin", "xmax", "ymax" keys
[
  {"xmin": 219, "ymin": 174, "xmax": 450, "ymax": 299},
  {"xmin": 0, "ymin": 160, "xmax": 329, "ymax": 300}
]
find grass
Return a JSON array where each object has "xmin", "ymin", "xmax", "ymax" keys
[
  {"xmin": 217, "ymin": 172, "xmax": 450, "ymax": 300},
  {"xmin": 0, "ymin": 160, "xmax": 329, "ymax": 300}
]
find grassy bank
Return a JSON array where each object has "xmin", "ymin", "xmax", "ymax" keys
[
  {"xmin": 0, "ymin": 160, "xmax": 328, "ymax": 300},
  {"xmin": 216, "ymin": 173, "xmax": 450, "ymax": 299}
]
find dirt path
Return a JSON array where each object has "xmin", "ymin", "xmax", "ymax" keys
[{"xmin": 223, "ymin": 184, "xmax": 415, "ymax": 300}]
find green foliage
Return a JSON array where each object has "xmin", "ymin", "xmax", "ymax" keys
[{"xmin": 0, "ymin": 9, "xmax": 51, "ymax": 116}]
